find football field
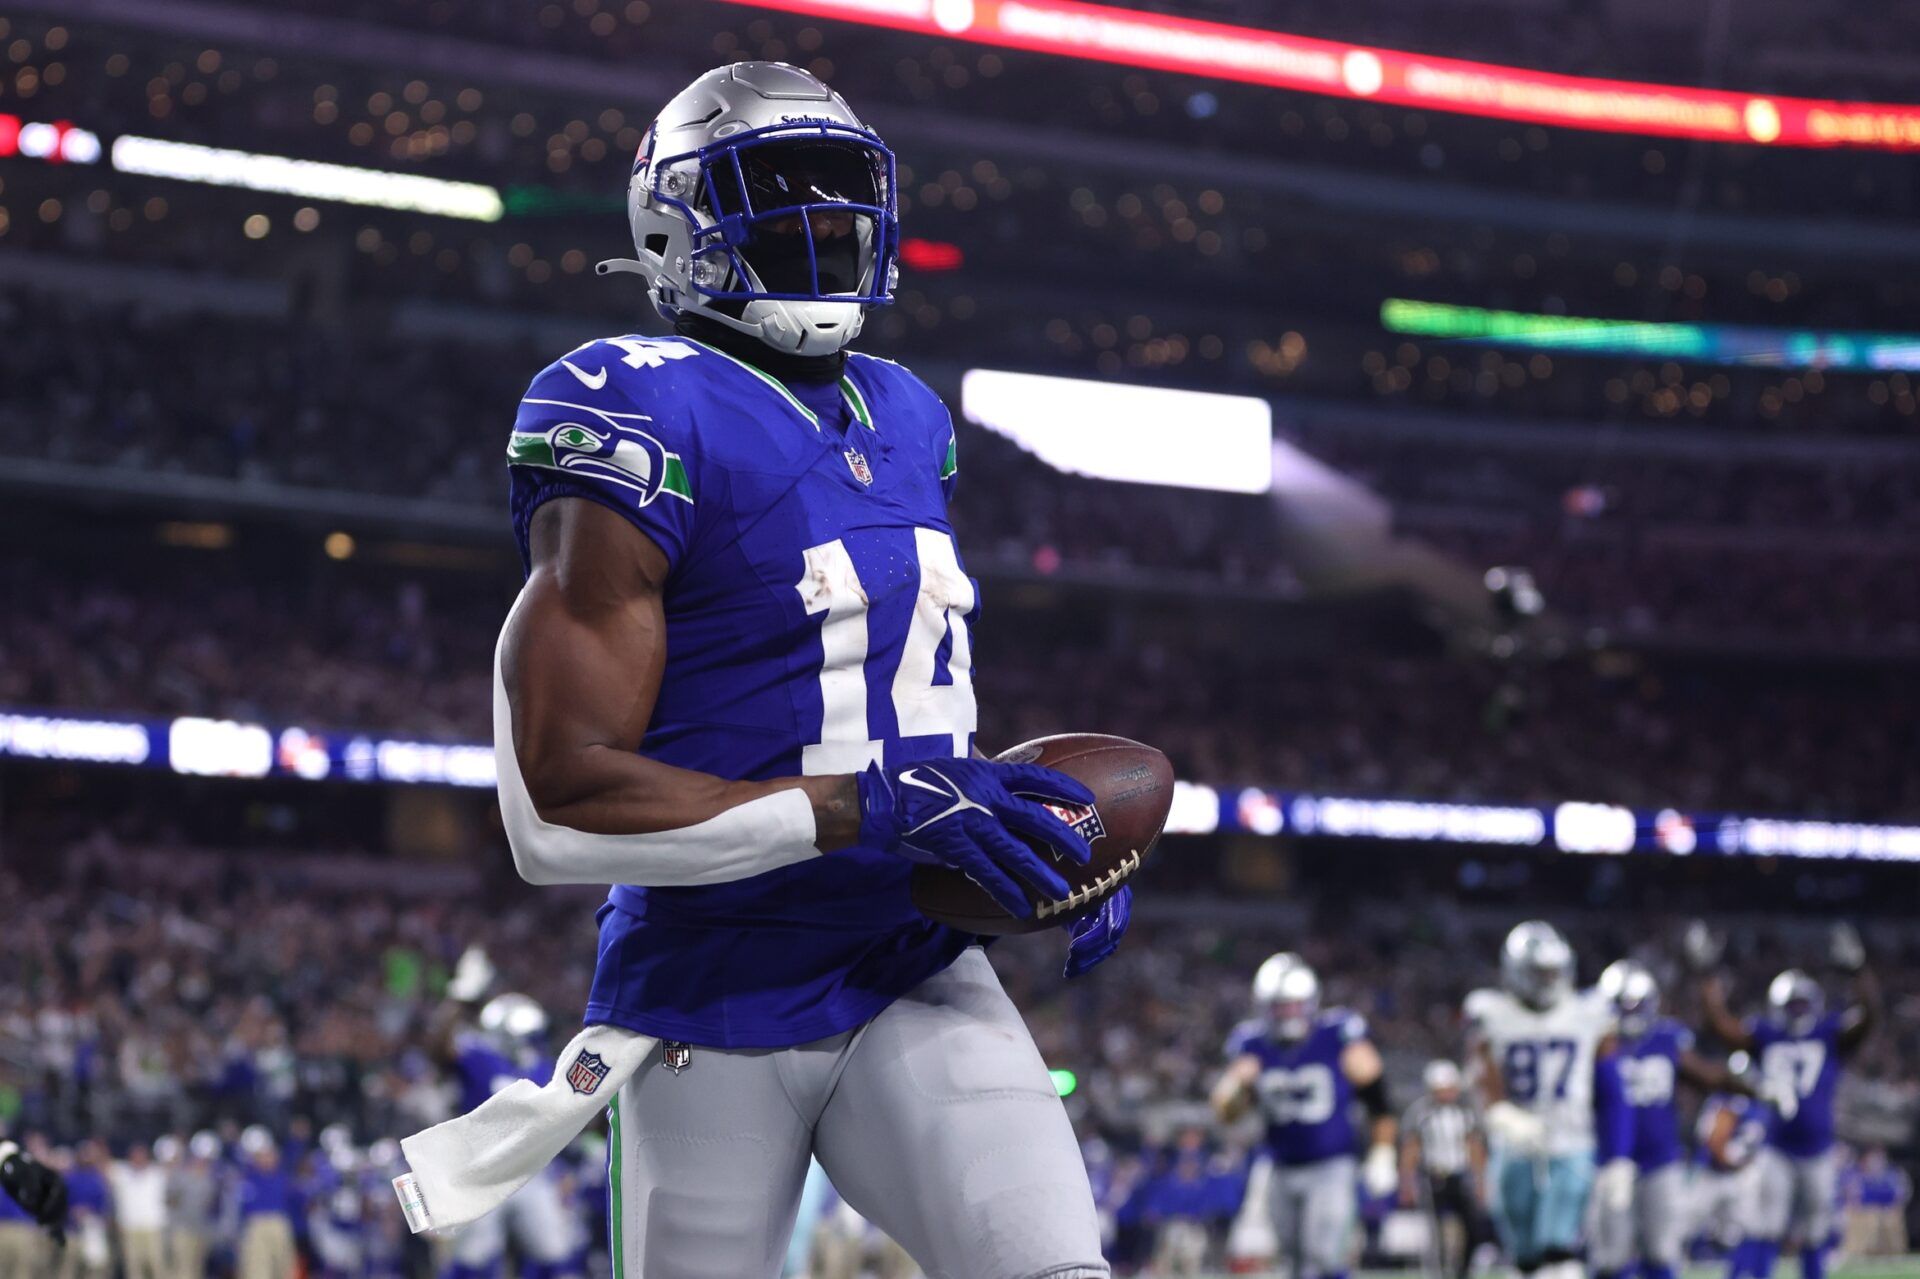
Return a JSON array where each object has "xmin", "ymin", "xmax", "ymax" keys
[{"xmin": 1280, "ymin": 1262, "xmax": 1920, "ymax": 1279}]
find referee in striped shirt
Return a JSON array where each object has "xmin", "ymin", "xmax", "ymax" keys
[{"xmin": 1399, "ymin": 1060, "xmax": 1491, "ymax": 1279}]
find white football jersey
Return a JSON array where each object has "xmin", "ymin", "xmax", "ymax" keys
[{"xmin": 1465, "ymin": 986, "xmax": 1615, "ymax": 1155}]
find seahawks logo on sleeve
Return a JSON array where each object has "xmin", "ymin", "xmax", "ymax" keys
[{"xmin": 507, "ymin": 413, "xmax": 692, "ymax": 508}]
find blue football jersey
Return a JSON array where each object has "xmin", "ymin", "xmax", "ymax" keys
[
  {"xmin": 1225, "ymin": 1009, "xmax": 1365, "ymax": 1166},
  {"xmin": 1612, "ymin": 1018, "xmax": 1692, "ymax": 1171},
  {"xmin": 453, "ymin": 1035, "xmax": 550, "ymax": 1115},
  {"xmin": 1696, "ymin": 1092, "xmax": 1772, "ymax": 1171},
  {"xmin": 507, "ymin": 335, "xmax": 977, "ymax": 1049},
  {"xmin": 1749, "ymin": 1011, "xmax": 1843, "ymax": 1156}
]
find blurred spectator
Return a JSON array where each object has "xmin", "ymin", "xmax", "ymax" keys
[
  {"xmin": 105, "ymin": 1145, "xmax": 166, "ymax": 1279},
  {"xmin": 231, "ymin": 1140, "xmax": 295, "ymax": 1279},
  {"xmin": 165, "ymin": 1140, "xmax": 218, "ymax": 1279},
  {"xmin": 1841, "ymin": 1145, "xmax": 1911, "ymax": 1258}
]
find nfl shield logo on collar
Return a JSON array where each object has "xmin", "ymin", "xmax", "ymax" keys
[
  {"xmin": 843, "ymin": 447, "xmax": 873, "ymax": 486},
  {"xmin": 566, "ymin": 1050, "xmax": 610, "ymax": 1096},
  {"xmin": 661, "ymin": 1041, "xmax": 692, "ymax": 1075}
]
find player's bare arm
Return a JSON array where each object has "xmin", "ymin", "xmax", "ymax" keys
[
  {"xmin": 1702, "ymin": 1105, "xmax": 1741, "ymax": 1170},
  {"xmin": 1833, "ymin": 924, "xmax": 1880, "ymax": 1055},
  {"xmin": 1836, "ymin": 965, "xmax": 1880, "ymax": 1054},
  {"xmin": 1398, "ymin": 1128, "xmax": 1423, "ymax": 1206},
  {"xmin": 1699, "ymin": 973, "xmax": 1757, "ymax": 1051},
  {"xmin": 505, "ymin": 498, "xmax": 859, "ymax": 862},
  {"xmin": 1469, "ymin": 1036, "xmax": 1506, "ymax": 1105},
  {"xmin": 1343, "ymin": 1038, "xmax": 1397, "ymax": 1147},
  {"xmin": 1678, "ymin": 1047, "xmax": 1749, "ymax": 1095},
  {"xmin": 1209, "ymin": 1054, "xmax": 1262, "ymax": 1123}
]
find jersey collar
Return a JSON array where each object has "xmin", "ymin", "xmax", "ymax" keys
[{"xmin": 681, "ymin": 338, "xmax": 875, "ymax": 435}]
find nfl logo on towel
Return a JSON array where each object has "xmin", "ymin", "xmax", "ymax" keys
[
  {"xmin": 843, "ymin": 448, "xmax": 873, "ymax": 485},
  {"xmin": 566, "ymin": 1050, "xmax": 610, "ymax": 1095}
]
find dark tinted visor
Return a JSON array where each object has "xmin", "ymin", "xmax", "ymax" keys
[{"xmin": 706, "ymin": 140, "xmax": 883, "ymax": 219}]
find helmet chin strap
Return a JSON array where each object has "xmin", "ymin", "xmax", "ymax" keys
[{"xmin": 595, "ymin": 258, "xmax": 649, "ymax": 278}]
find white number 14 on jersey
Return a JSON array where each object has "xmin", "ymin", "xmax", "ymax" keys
[{"xmin": 795, "ymin": 529, "xmax": 978, "ymax": 774}]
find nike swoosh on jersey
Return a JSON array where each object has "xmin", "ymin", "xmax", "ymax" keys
[{"xmin": 562, "ymin": 359, "xmax": 609, "ymax": 390}]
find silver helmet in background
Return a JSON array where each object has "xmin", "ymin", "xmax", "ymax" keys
[
  {"xmin": 1501, "ymin": 920, "xmax": 1575, "ymax": 1010},
  {"xmin": 1252, "ymin": 952, "xmax": 1321, "ymax": 1041}
]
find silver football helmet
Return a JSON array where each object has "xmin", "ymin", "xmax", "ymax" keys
[
  {"xmin": 478, "ymin": 992, "xmax": 550, "ymax": 1053},
  {"xmin": 600, "ymin": 61, "xmax": 898, "ymax": 357},
  {"xmin": 1501, "ymin": 921, "xmax": 1574, "ymax": 1010},
  {"xmin": 1252, "ymin": 952, "xmax": 1320, "ymax": 1041},
  {"xmin": 1599, "ymin": 958, "xmax": 1660, "ymax": 1037},
  {"xmin": 1767, "ymin": 969, "xmax": 1824, "ymax": 1036}
]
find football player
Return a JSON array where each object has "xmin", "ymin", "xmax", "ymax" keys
[
  {"xmin": 1697, "ymin": 924, "xmax": 1880, "ymax": 1279},
  {"xmin": 428, "ymin": 973, "xmax": 577, "ymax": 1279},
  {"xmin": 492, "ymin": 61, "xmax": 1123, "ymax": 1276},
  {"xmin": 1464, "ymin": 921, "xmax": 1620, "ymax": 1279},
  {"xmin": 1589, "ymin": 961, "xmax": 1793, "ymax": 1279},
  {"xmin": 1211, "ymin": 953, "xmax": 1398, "ymax": 1279},
  {"xmin": 1691, "ymin": 1057, "xmax": 1783, "ymax": 1278}
]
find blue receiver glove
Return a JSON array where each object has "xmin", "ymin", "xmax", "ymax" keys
[
  {"xmin": 857, "ymin": 758, "xmax": 1095, "ymax": 918},
  {"xmin": 1064, "ymin": 884, "xmax": 1132, "ymax": 978}
]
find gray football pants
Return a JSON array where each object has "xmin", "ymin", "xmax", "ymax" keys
[
  {"xmin": 1747, "ymin": 1148, "xmax": 1838, "ymax": 1246},
  {"xmin": 1269, "ymin": 1155, "xmax": 1357, "ymax": 1279},
  {"xmin": 1589, "ymin": 1163, "xmax": 1687, "ymax": 1273},
  {"xmin": 607, "ymin": 947, "xmax": 1108, "ymax": 1279}
]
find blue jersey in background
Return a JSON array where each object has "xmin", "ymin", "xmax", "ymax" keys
[
  {"xmin": 1225, "ymin": 1010, "xmax": 1365, "ymax": 1165},
  {"xmin": 1750, "ymin": 1012, "xmax": 1843, "ymax": 1157},
  {"xmin": 1696, "ymin": 1094, "xmax": 1772, "ymax": 1172},
  {"xmin": 1612, "ymin": 1018, "xmax": 1693, "ymax": 1170},
  {"xmin": 453, "ymin": 1036, "xmax": 551, "ymax": 1115},
  {"xmin": 508, "ymin": 336, "xmax": 977, "ymax": 1050}
]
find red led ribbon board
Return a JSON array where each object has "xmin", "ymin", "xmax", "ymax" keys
[{"xmin": 710, "ymin": 0, "xmax": 1920, "ymax": 151}]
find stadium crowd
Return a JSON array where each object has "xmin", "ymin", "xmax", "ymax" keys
[
  {"xmin": 8, "ymin": 545, "xmax": 1920, "ymax": 818},
  {"xmin": 20, "ymin": 0, "xmax": 1913, "ymax": 227},
  {"xmin": 2, "ymin": 838, "xmax": 1916, "ymax": 1274}
]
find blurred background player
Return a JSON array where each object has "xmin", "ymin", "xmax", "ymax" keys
[
  {"xmin": 1399, "ymin": 1059, "xmax": 1492, "ymax": 1279},
  {"xmin": 425, "ymin": 952, "xmax": 576, "ymax": 1279},
  {"xmin": 1465, "ymin": 921, "xmax": 1619, "ymax": 1279},
  {"xmin": 1590, "ymin": 960, "xmax": 1790, "ymax": 1279},
  {"xmin": 1212, "ymin": 952, "xmax": 1397, "ymax": 1279},
  {"xmin": 1693, "ymin": 1059, "xmax": 1779, "ymax": 1262},
  {"xmin": 1698, "ymin": 923, "xmax": 1881, "ymax": 1279}
]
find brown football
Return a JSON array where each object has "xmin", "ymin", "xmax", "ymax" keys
[{"xmin": 910, "ymin": 733, "xmax": 1174, "ymax": 935}]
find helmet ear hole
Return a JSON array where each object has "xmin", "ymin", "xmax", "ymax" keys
[{"xmin": 644, "ymin": 234, "xmax": 670, "ymax": 257}]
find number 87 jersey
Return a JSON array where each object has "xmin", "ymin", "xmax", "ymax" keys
[
  {"xmin": 506, "ymin": 333, "xmax": 981, "ymax": 1051},
  {"xmin": 1465, "ymin": 985, "xmax": 1617, "ymax": 1156}
]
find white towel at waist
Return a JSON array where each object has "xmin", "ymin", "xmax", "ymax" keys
[{"xmin": 392, "ymin": 1022, "xmax": 658, "ymax": 1233}]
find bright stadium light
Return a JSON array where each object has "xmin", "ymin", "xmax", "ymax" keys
[
  {"xmin": 961, "ymin": 368, "xmax": 1273, "ymax": 493},
  {"xmin": 111, "ymin": 136, "xmax": 505, "ymax": 222}
]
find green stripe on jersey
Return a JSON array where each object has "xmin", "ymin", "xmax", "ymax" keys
[{"xmin": 505, "ymin": 431, "xmax": 556, "ymax": 469}]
